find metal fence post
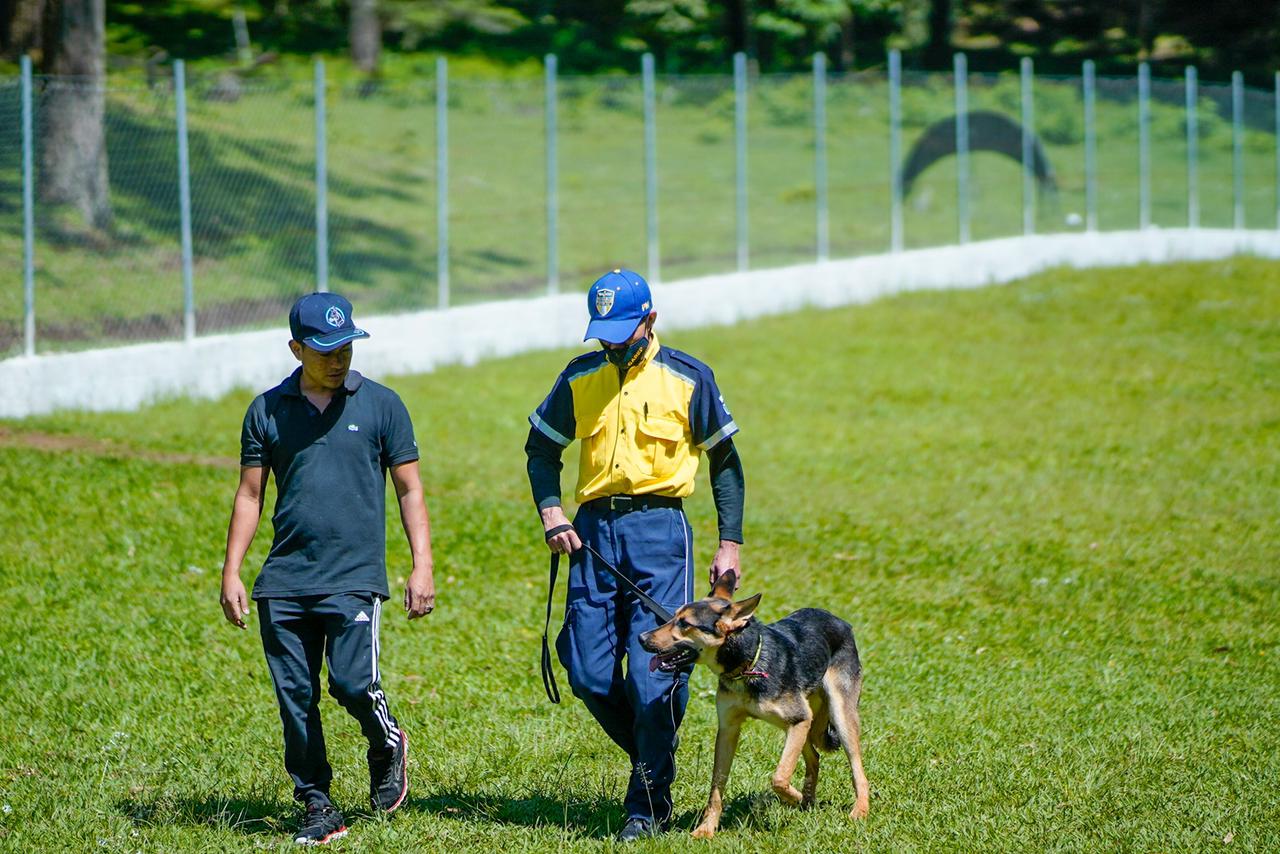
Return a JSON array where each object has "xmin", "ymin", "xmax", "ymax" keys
[
  {"xmin": 20, "ymin": 55, "xmax": 35, "ymax": 357},
  {"xmin": 1138, "ymin": 62, "xmax": 1151, "ymax": 229},
  {"xmin": 954, "ymin": 52, "xmax": 970, "ymax": 244},
  {"xmin": 175, "ymin": 60, "xmax": 195, "ymax": 341},
  {"xmin": 1232, "ymin": 70, "xmax": 1244, "ymax": 230},
  {"xmin": 314, "ymin": 58, "xmax": 328, "ymax": 293},
  {"xmin": 1021, "ymin": 57, "xmax": 1035, "ymax": 235},
  {"xmin": 642, "ymin": 52, "xmax": 660, "ymax": 281},
  {"xmin": 813, "ymin": 52, "xmax": 828, "ymax": 262},
  {"xmin": 1083, "ymin": 60, "xmax": 1097, "ymax": 232},
  {"xmin": 436, "ymin": 56, "xmax": 449, "ymax": 309},
  {"xmin": 545, "ymin": 54, "xmax": 559, "ymax": 294},
  {"xmin": 734, "ymin": 51, "xmax": 748, "ymax": 271},
  {"xmin": 1186, "ymin": 66, "xmax": 1198, "ymax": 228},
  {"xmin": 889, "ymin": 49, "xmax": 903, "ymax": 252}
]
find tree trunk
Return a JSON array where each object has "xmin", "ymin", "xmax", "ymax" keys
[
  {"xmin": 39, "ymin": 0, "xmax": 112, "ymax": 231},
  {"xmin": 1, "ymin": 0, "xmax": 47, "ymax": 62},
  {"xmin": 839, "ymin": 12, "xmax": 855, "ymax": 70},
  {"xmin": 349, "ymin": 0, "xmax": 380, "ymax": 75},
  {"xmin": 925, "ymin": 0, "xmax": 952, "ymax": 70}
]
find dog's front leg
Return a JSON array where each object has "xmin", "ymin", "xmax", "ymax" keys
[
  {"xmin": 800, "ymin": 741, "xmax": 819, "ymax": 808},
  {"xmin": 692, "ymin": 705, "xmax": 744, "ymax": 839},
  {"xmin": 770, "ymin": 719, "xmax": 813, "ymax": 806}
]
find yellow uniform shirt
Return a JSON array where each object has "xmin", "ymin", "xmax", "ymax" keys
[{"xmin": 530, "ymin": 334, "xmax": 739, "ymax": 504}]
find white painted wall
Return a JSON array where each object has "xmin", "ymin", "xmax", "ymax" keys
[{"xmin": 4, "ymin": 228, "xmax": 1278, "ymax": 419}]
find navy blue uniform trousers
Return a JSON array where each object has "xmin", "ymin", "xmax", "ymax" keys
[
  {"xmin": 555, "ymin": 504, "xmax": 696, "ymax": 823},
  {"xmin": 258, "ymin": 592, "xmax": 400, "ymax": 805}
]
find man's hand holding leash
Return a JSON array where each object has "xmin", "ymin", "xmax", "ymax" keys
[{"xmin": 541, "ymin": 505, "xmax": 583, "ymax": 554}]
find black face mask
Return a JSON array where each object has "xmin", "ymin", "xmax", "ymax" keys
[{"xmin": 603, "ymin": 335, "xmax": 648, "ymax": 369}]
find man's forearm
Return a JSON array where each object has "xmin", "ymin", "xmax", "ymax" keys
[
  {"xmin": 223, "ymin": 493, "xmax": 262, "ymax": 577},
  {"xmin": 708, "ymin": 439, "xmax": 745, "ymax": 543},
  {"xmin": 398, "ymin": 489, "xmax": 433, "ymax": 569},
  {"xmin": 525, "ymin": 427, "xmax": 566, "ymax": 510}
]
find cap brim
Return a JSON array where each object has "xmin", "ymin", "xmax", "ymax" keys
[
  {"xmin": 584, "ymin": 316, "xmax": 643, "ymax": 344},
  {"xmin": 304, "ymin": 328, "xmax": 370, "ymax": 352}
]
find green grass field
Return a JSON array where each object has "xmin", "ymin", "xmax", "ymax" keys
[
  {"xmin": 1, "ymin": 258, "xmax": 1278, "ymax": 851},
  {"xmin": 1, "ymin": 62, "xmax": 1277, "ymax": 354}
]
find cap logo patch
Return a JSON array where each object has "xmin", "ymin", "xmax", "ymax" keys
[
  {"xmin": 325, "ymin": 306, "xmax": 345, "ymax": 328},
  {"xmin": 595, "ymin": 288, "xmax": 615, "ymax": 317}
]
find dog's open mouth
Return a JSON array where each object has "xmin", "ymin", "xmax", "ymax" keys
[{"xmin": 649, "ymin": 644, "xmax": 698, "ymax": 673}]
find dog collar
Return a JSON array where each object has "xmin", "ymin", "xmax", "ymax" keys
[{"xmin": 727, "ymin": 636, "xmax": 768, "ymax": 681}]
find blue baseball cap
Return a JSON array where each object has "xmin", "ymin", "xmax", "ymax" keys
[
  {"xmin": 584, "ymin": 268, "xmax": 653, "ymax": 344},
  {"xmin": 288, "ymin": 292, "xmax": 370, "ymax": 352}
]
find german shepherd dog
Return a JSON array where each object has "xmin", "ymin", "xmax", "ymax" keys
[{"xmin": 638, "ymin": 573, "xmax": 869, "ymax": 838}]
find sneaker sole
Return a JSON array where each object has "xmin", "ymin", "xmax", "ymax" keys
[
  {"xmin": 378, "ymin": 729, "xmax": 409, "ymax": 814},
  {"xmin": 295, "ymin": 826, "xmax": 347, "ymax": 845}
]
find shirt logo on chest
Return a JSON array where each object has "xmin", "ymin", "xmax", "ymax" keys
[{"xmin": 347, "ymin": 424, "xmax": 360, "ymax": 432}]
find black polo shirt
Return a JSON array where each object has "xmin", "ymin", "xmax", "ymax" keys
[{"xmin": 240, "ymin": 368, "xmax": 419, "ymax": 600}]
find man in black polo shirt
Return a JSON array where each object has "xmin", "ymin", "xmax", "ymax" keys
[{"xmin": 220, "ymin": 292, "xmax": 435, "ymax": 846}]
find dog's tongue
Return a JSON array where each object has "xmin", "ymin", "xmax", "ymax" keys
[{"xmin": 649, "ymin": 656, "xmax": 660, "ymax": 673}]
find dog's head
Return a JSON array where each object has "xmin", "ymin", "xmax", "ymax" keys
[{"xmin": 638, "ymin": 572, "xmax": 762, "ymax": 674}]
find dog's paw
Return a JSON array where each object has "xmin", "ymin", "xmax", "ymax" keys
[
  {"xmin": 691, "ymin": 825, "xmax": 717, "ymax": 840},
  {"xmin": 850, "ymin": 800, "xmax": 869, "ymax": 820}
]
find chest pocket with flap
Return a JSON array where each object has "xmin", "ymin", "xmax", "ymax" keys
[{"xmin": 636, "ymin": 415, "xmax": 685, "ymax": 479}]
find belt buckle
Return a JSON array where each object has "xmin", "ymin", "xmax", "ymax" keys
[{"xmin": 609, "ymin": 495, "xmax": 634, "ymax": 513}]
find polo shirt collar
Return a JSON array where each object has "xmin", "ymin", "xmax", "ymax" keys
[{"xmin": 281, "ymin": 368, "xmax": 364, "ymax": 397}]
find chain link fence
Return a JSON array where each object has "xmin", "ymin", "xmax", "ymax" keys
[{"xmin": 2, "ymin": 54, "xmax": 1278, "ymax": 357}]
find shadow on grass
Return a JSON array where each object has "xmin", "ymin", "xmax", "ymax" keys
[
  {"xmin": 414, "ymin": 788, "xmax": 776, "ymax": 839},
  {"xmin": 115, "ymin": 792, "xmax": 296, "ymax": 837}
]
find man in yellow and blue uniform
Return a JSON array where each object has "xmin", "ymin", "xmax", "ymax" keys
[{"xmin": 525, "ymin": 268, "xmax": 745, "ymax": 841}]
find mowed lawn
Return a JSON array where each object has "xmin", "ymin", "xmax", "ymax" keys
[{"xmin": 1, "ymin": 258, "xmax": 1278, "ymax": 852}]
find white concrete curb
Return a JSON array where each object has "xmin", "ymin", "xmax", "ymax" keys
[{"xmin": 5, "ymin": 228, "xmax": 1278, "ymax": 419}]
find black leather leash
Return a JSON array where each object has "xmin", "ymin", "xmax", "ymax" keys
[{"xmin": 540, "ymin": 523, "xmax": 676, "ymax": 704}]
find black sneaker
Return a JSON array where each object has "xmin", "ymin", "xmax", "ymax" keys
[
  {"xmin": 369, "ymin": 728, "xmax": 409, "ymax": 812},
  {"xmin": 617, "ymin": 816, "xmax": 667, "ymax": 842},
  {"xmin": 293, "ymin": 804, "xmax": 347, "ymax": 846}
]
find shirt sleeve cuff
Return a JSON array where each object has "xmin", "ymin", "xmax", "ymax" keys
[{"xmin": 385, "ymin": 449, "xmax": 421, "ymax": 466}]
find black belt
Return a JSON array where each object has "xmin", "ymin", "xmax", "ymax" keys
[
  {"xmin": 580, "ymin": 494, "xmax": 683, "ymax": 513},
  {"xmin": 539, "ymin": 522, "xmax": 676, "ymax": 704}
]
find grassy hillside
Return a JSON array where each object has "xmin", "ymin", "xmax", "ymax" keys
[{"xmin": 0, "ymin": 258, "xmax": 1277, "ymax": 851}]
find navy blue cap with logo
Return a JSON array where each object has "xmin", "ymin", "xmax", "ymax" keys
[
  {"xmin": 584, "ymin": 268, "xmax": 654, "ymax": 344},
  {"xmin": 288, "ymin": 292, "xmax": 370, "ymax": 352}
]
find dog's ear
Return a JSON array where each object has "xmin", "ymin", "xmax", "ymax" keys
[
  {"xmin": 731, "ymin": 593, "xmax": 762, "ymax": 620},
  {"xmin": 709, "ymin": 571, "xmax": 738, "ymax": 600},
  {"xmin": 720, "ymin": 593, "xmax": 762, "ymax": 632}
]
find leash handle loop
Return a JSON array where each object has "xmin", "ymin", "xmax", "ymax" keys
[{"xmin": 544, "ymin": 523, "xmax": 574, "ymax": 541}]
